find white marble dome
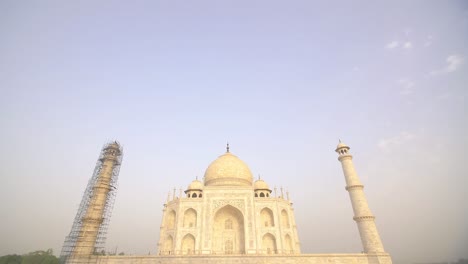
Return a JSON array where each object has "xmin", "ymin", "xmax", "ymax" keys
[{"xmin": 204, "ymin": 152, "xmax": 253, "ymax": 187}]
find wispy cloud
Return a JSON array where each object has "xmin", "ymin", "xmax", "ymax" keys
[
  {"xmin": 385, "ymin": 40, "xmax": 413, "ymax": 50},
  {"xmin": 431, "ymin": 54, "xmax": 464, "ymax": 75},
  {"xmin": 378, "ymin": 132, "xmax": 415, "ymax": 150},
  {"xmin": 437, "ymin": 93, "xmax": 452, "ymax": 100},
  {"xmin": 397, "ymin": 79, "xmax": 415, "ymax": 95},
  {"xmin": 404, "ymin": 28, "xmax": 412, "ymax": 36},
  {"xmin": 386, "ymin": 41, "xmax": 400, "ymax": 49},
  {"xmin": 445, "ymin": 55, "xmax": 464, "ymax": 72},
  {"xmin": 403, "ymin": 42, "xmax": 413, "ymax": 49},
  {"xmin": 386, "ymin": 29, "xmax": 415, "ymax": 50},
  {"xmin": 424, "ymin": 35, "xmax": 433, "ymax": 47}
]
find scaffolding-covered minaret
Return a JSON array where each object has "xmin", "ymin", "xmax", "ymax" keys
[{"xmin": 60, "ymin": 142, "xmax": 123, "ymax": 263}]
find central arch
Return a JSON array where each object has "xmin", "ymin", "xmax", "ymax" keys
[{"xmin": 212, "ymin": 205, "xmax": 245, "ymax": 254}]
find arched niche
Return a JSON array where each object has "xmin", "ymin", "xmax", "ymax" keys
[
  {"xmin": 162, "ymin": 235, "xmax": 173, "ymax": 255},
  {"xmin": 260, "ymin": 207, "xmax": 275, "ymax": 227},
  {"xmin": 166, "ymin": 210, "xmax": 176, "ymax": 229},
  {"xmin": 262, "ymin": 233, "xmax": 277, "ymax": 254},
  {"xmin": 183, "ymin": 208, "xmax": 197, "ymax": 228},
  {"xmin": 281, "ymin": 209, "xmax": 290, "ymax": 228},
  {"xmin": 284, "ymin": 234, "xmax": 293, "ymax": 254},
  {"xmin": 181, "ymin": 234, "xmax": 195, "ymax": 255}
]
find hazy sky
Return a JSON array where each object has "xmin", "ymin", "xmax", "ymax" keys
[{"xmin": 0, "ymin": 1, "xmax": 467, "ymax": 264}]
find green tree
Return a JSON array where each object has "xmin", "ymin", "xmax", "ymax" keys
[
  {"xmin": 0, "ymin": 254, "xmax": 22, "ymax": 264},
  {"xmin": 0, "ymin": 249, "xmax": 58, "ymax": 264},
  {"xmin": 24, "ymin": 249, "xmax": 58, "ymax": 264}
]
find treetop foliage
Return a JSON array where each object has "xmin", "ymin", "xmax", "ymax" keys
[{"xmin": 0, "ymin": 249, "xmax": 58, "ymax": 264}]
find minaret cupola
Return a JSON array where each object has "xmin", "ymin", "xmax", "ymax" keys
[
  {"xmin": 335, "ymin": 140, "xmax": 351, "ymax": 159},
  {"xmin": 185, "ymin": 178, "xmax": 203, "ymax": 198},
  {"xmin": 253, "ymin": 178, "xmax": 271, "ymax": 198}
]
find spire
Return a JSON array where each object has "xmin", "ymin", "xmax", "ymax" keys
[{"xmin": 226, "ymin": 142, "xmax": 230, "ymax": 153}]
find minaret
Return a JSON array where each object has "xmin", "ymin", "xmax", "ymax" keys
[
  {"xmin": 61, "ymin": 142, "xmax": 123, "ymax": 263},
  {"xmin": 336, "ymin": 141, "xmax": 385, "ymax": 253}
]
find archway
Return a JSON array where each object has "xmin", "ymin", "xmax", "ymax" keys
[
  {"xmin": 260, "ymin": 207, "xmax": 274, "ymax": 227},
  {"xmin": 284, "ymin": 234, "xmax": 293, "ymax": 254},
  {"xmin": 162, "ymin": 235, "xmax": 173, "ymax": 255},
  {"xmin": 166, "ymin": 210, "xmax": 176, "ymax": 229},
  {"xmin": 183, "ymin": 208, "xmax": 197, "ymax": 228},
  {"xmin": 262, "ymin": 233, "xmax": 277, "ymax": 254},
  {"xmin": 181, "ymin": 234, "xmax": 195, "ymax": 255},
  {"xmin": 281, "ymin": 209, "xmax": 289, "ymax": 228},
  {"xmin": 212, "ymin": 205, "xmax": 245, "ymax": 254}
]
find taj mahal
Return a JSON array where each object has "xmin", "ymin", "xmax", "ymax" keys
[
  {"xmin": 158, "ymin": 144, "xmax": 300, "ymax": 256},
  {"xmin": 61, "ymin": 141, "xmax": 393, "ymax": 264}
]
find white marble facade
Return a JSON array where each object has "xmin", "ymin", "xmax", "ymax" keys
[{"xmin": 157, "ymin": 148, "xmax": 301, "ymax": 255}]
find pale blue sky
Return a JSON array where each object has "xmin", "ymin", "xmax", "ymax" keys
[{"xmin": 0, "ymin": 1, "xmax": 467, "ymax": 264}]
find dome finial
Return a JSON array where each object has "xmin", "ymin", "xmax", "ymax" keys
[{"xmin": 226, "ymin": 142, "xmax": 230, "ymax": 153}]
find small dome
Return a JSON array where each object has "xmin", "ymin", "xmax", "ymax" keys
[
  {"xmin": 204, "ymin": 152, "xmax": 253, "ymax": 187},
  {"xmin": 254, "ymin": 179, "xmax": 270, "ymax": 190},
  {"xmin": 187, "ymin": 179, "xmax": 203, "ymax": 190}
]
